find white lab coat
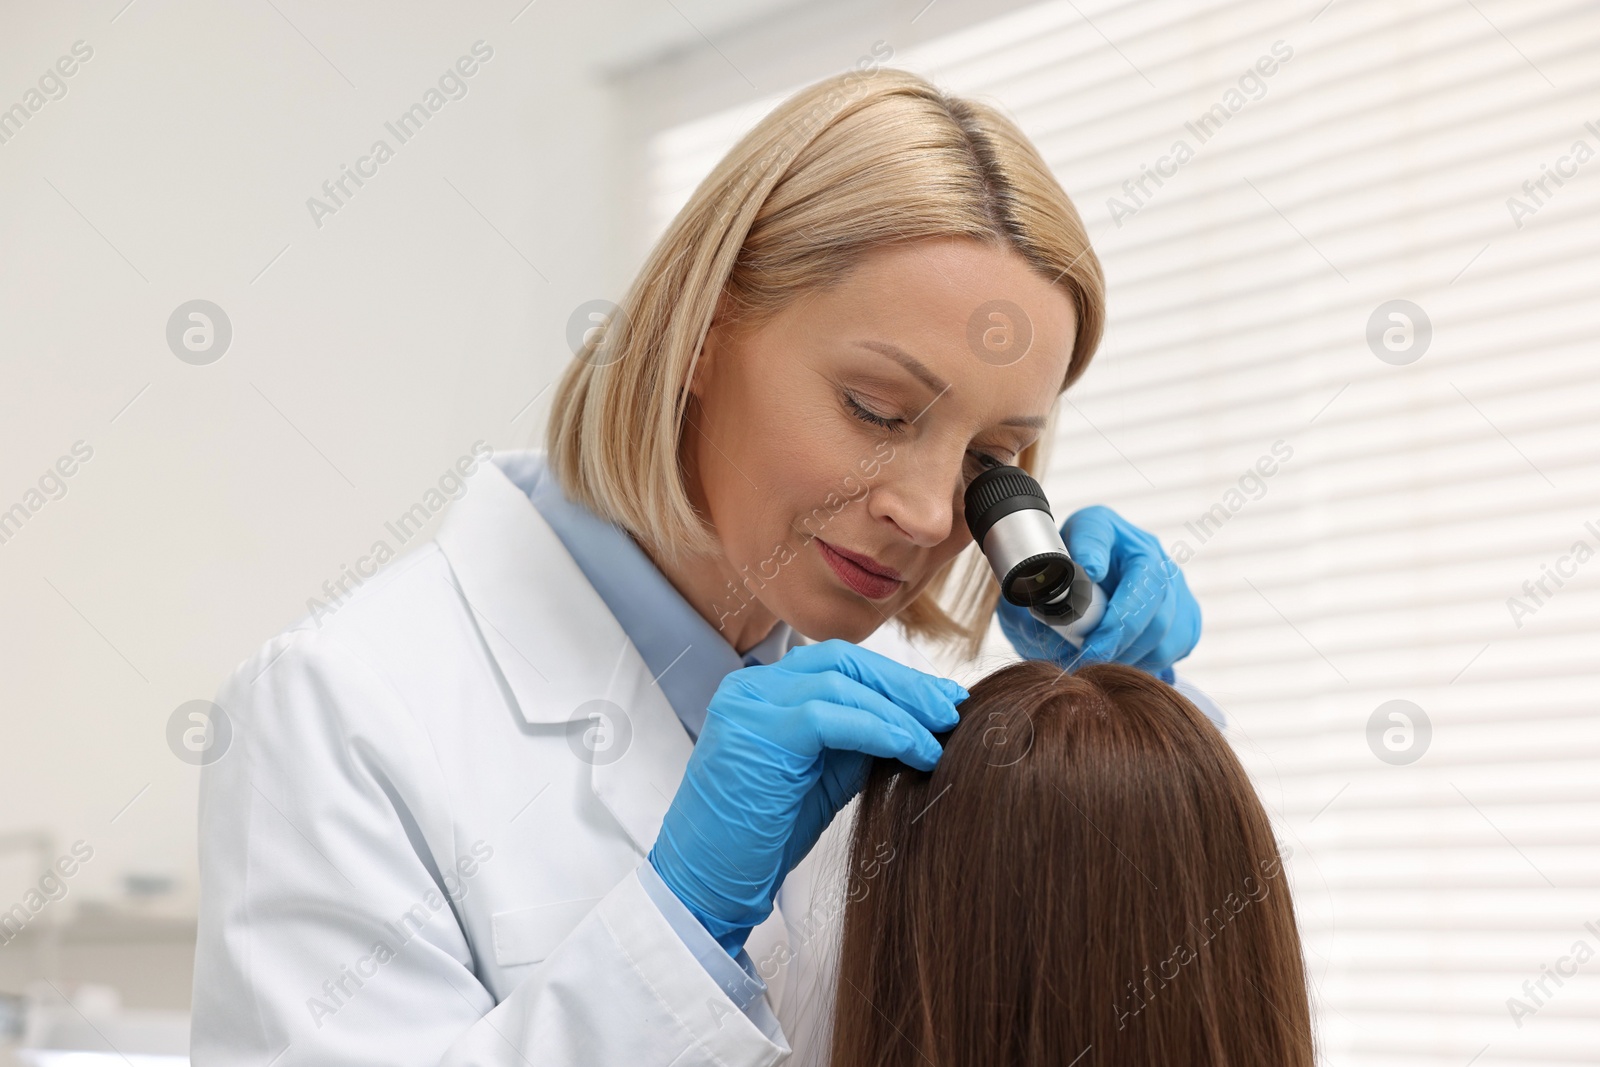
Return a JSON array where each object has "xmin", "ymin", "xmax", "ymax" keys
[
  {"xmin": 192, "ymin": 454, "xmax": 848, "ymax": 1066},
  {"xmin": 191, "ymin": 452, "xmax": 1227, "ymax": 1066}
]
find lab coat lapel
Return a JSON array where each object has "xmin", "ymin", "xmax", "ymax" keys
[{"xmin": 435, "ymin": 455, "xmax": 693, "ymax": 856}]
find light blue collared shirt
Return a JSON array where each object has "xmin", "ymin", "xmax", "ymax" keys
[
  {"xmin": 508, "ymin": 448, "xmax": 1227, "ymax": 1040},
  {"xmin": 508, "ymin": 451, "xmax": 790, "ymax": 1032}
]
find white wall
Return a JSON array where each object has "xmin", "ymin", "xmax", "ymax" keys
[{"xmin": 0, "ymin": 0, "xmax": 820, "ymax": 933}]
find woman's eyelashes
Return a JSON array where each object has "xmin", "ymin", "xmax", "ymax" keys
[
  {"xmin": 840, "ymin": 388, "xmax": 1012, "ymax": 472},
  {"xmin": 842, "ymin": 389, "xmax": 903, "ymax": 430}
]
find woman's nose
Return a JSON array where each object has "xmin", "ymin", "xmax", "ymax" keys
[{"xmin": 867, "ymin": 454, "xmax": 964, "ymax": 549}]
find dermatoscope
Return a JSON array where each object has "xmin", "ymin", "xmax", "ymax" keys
[{"xmin": 963, "ymin": 459, "xmax": 1107, "ymax": 649}]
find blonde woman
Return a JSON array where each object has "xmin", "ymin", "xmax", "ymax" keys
[{"xmin": 192, "ymin": 66, "xmax": 1207, "ymax": 1066}]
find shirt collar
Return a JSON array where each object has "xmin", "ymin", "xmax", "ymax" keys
[{"xmin": 498, "ymin": 450, "xmax": 797, "ymax": 742}]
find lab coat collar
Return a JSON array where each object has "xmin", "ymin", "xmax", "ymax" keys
[
  {"xmin": 520, "ymin": 449, "xmax": 797, "ymax": 741},
  {"xmin": 435, "ymin": 449, "xmax": 695, "ymax": 856}
]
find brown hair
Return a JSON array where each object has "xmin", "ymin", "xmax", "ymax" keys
[
  {"xmin": 829, "ymin": 659, "xmax": 1314, "ymax": 1066},
  {"xmin": 545, "ymin": 66, "xmax": 1104, "ymax": 660}
]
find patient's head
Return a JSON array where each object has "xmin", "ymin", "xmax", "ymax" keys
[{"xmin": 829, "ymin": 659, "xmax": 1313, "ymax": 1067}]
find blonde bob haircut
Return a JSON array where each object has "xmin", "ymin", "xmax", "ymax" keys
[{"xmin": 545, "ymin": 65, "xmax": 1105, "ymax": 661}]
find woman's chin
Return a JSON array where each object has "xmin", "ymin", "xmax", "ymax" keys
[{"xmin": 782, "ymin": 593, "xmax": 893, "ymax": 646}]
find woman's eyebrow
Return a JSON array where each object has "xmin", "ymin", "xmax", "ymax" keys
[{"xmin": 854, "ymin": 339, "xmax": 1047, "ymax": 429}]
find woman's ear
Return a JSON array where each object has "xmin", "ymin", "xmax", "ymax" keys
[
  {"xmin": 688, "ymin": 326, "xmax": 716, "ymax": 401},
  {"xmin": 690, "ymin": 292, "xmax": 743, "ymax": 401}
]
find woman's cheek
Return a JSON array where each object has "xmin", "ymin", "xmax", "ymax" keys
[{"xmin": 857, "ymin": 438, "xmax": 896, "ymax": 478}]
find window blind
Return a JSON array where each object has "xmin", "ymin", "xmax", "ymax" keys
[{"xmin": 637, "ymin": 2, "xmax": 1600, "ymax": 1063}]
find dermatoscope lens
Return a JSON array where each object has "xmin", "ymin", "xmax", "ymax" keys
[
  {"xmin": 964, "ymin": 460, "xmax": 1107, "ymax": 637},
  {"xmin": 1010, "ymin": 556, "xmax": 1073, "ymax": 606},
  {"xmin": 964, "ymin": 463, "xmax": 1078, "ymax": 609}
]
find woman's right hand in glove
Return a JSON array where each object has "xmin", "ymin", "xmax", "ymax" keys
[{"xmin": 646, "ymin": 638, "xmax": 968, "ymax": 955}]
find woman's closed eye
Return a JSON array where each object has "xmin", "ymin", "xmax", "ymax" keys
[{"xmin": 842, "ymin": 389, "xmax": 1014, "ymax": 475}]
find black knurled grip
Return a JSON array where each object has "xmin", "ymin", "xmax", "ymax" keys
[{"xmin": 964, "ymin": 465, "xmax": 1052, "ymax": 543}]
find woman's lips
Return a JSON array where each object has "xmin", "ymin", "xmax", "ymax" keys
[{"xmin": 816, "ymin": 539, "xmax": 904, "ymax": 600}]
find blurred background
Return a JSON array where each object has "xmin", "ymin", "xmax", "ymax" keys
[{"xmin": 1, "ymin": 0, "xmax": 1597, "ymax": 1064}]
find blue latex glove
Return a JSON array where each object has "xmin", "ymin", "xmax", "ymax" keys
[
  {"xmin": 648, "ymin": 638, "xmax": 967, "ymax": 955},
  {"xmin": 996, "ymin": 504, "xmax": 1200, "ymax": 682}
]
